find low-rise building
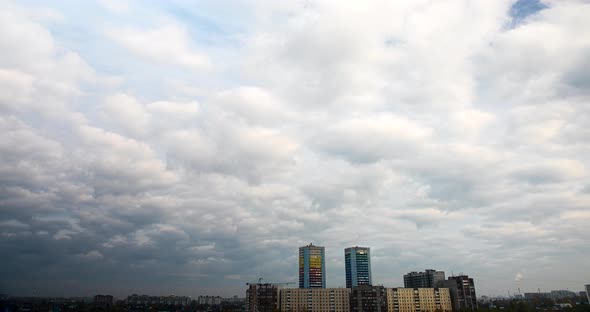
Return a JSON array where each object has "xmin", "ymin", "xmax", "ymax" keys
[
  {"xmin": 386, "ymin": 288, "xmax": 452, "ymax": 312},
  {"xmin": 280, "ymin": 288, "xmax": 350, "ymax": 312}
]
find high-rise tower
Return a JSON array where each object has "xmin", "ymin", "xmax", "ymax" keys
[
  {"xmin": 345, "ymin": 247, "xmax": 372, "ymax": 288},
  {"xmin": 299, "ymin": 243, "xmax": 326, "ymax": 288},
  {"xmin": 444, "ymin": 275, "xmax": 478, "ymax": 311}
]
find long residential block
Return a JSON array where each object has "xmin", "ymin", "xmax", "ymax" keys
[
  {"xmin": 280, "ymin": 288, "xmax": 351, "ymax": 312},
  {"xmin": 386, "ymin": 288, "xmax": 452, "ymax": 312}
]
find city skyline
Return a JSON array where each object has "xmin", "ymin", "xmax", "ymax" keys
[{"xmin": 1, "ymin": 0, "xmax": 590, "ymax": 299}]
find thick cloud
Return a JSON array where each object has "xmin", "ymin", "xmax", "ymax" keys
[
  {"xmin": 107, "ymin": 23, "xmax": 211, "ymax": 70},
  {"xmin": 1, "ymin": 0, "xmax": 589, "ymax": 298}
]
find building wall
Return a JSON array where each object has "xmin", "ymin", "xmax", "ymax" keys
[
  {"xmin": 350, "ymin": 285, "xmax": 387, "ymax": 312},
  {"xmin": 94, "ymin": 295, "xmax": 113, "ymax": 307},
  {"xmin": 403, "ymin": 270, "xmax": 445, "ymax": 289},
  {"xmin": 345, "ymin": 247, "xmax": 372, "ymax": 288},
  {"xmin": 126, "ymin": 295, "xmax": 190, "ymax": 306},
  {"xmin": 447, "ymin": 276, "xmax": 477, "ymax": 311},
  {"xmin": 280, "ymin": 288, "xmax": 350, "ymax": 312},
  {"xmin": 222, "ymin": 296, "xmax": 246, "ymax": 304},
  {"xmin": 550, "ymin": 290, "xmax": 576, "ymax": 300},
  {"xmin": 439, "ymin": 281, "xmax": 460, "ymax": 311},
  {"xmin": 386, "ymin": 288, "xmax": 452, "ymax": 312},
  {"xmin": 199, "ymin": 296, "xmax": 223, "ymax": 305},
  {"xmin": 247, "ymin": 284, "xmax": 280, "ymax": 312},
  {"xmin": 299, "ymin": 244, "xmax": 326, "ymax": 289}
]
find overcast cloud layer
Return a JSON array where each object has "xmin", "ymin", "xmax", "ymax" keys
[{"xmin": 1, "ymin": 0, "xmax": 589, "ymax": 298}]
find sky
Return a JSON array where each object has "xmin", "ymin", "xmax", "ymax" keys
[{"xmin": 0, "ymin": 0, "xmax": 589, "ymax": 299}]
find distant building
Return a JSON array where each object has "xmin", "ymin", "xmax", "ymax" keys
[
  {"xmin": 403, "ymin": 270, "xmax": 445, "ymax": 288},
  {"xmin": 222, "ymin": 296, "xmax": 246, "ymax": 304},
  {"xmin": 524, "ymin": 292, "xmax": 551, "ymax": 301},
  {"xmin": 586, "ymin": 285, "xmax": 590, "ymax": 304},
  {"xmin": 580, "ymin": 291, "xmax": 588, "ymax": 303},
  {"xmin": 345, "ymin": 247, "xmax": 372, "ymax": 288},
  {"xmin": 479, "ymin": 295, "xmax": 491, "ymax": 304},
  {"xmin": 299, "ymin": 243, "xmax": 326, "ymax": 288},
  {"xmin": 386, "ymin": 288, "xmax": 452, "ymax": 312},
  {"xmin": 94, "ymin": 295, "xmax": 113, "ymax": 308},
  {"xmin": 161, "ymin": 295, "xmax": 190, "ymax": 305},
  {"xmin": 550, "ymin": 290, "xmax": 576, "ymax": 300},
  {"xmin": 445, "ymin": 275, "xmax": 478, "ymax": 311},
  {"xmin": 280, "ymin": 288, "xmax": 350, "ymax": 312},
  {"xmin": 198, "ymin": 295, "xmax": 222, "ymax": 305},
  {"xmin": 350, "ymin": 285, "xmax": 387, "ymax": 312},
  {"xmin": 126, "ymin": 294, "xmax": 190, "ymax": 306},
  {"xmin": 246, "ymin": 284, "xmax": 280, "ymax": 312}
]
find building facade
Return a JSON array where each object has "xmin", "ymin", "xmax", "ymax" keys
[
  {"xmin": 199, "ymin": 295, "xmax": 222, "ymax": 305},
  {"xmin": 446, "ymin": 275, "xmax": 477, "ymax": 311},
  {"xmin": 345, "ymin": 247, "xmax": 372, "ymax": 288},
  {"xmin": 222, "ymin": 296, "xmax": 247, "ymax": 304},
  {"xmin": 550, "ymin": 290, "xmax": 576, "ymax": 300},
  {"xmin": 350, "ymin": 285, "xmax": 387, "ymax": 312},
  {"xmin": 126, "ymin": 295, "xmax": 190, "ymax": 306},
  {"xmin": 94, "ymin": 295, "xmax": 113, "ymax": 308},
  {"xmin": 385, "ymin": 288, "xmax": 452, "ymax": 312},
  {"xmin": 246, "ymin": 284, "xmax": 280, "ymax": 312},
  {"xmin": 585, "ymin": 285, "xmax": 590, "ymax": 304},
  {"xmin": 299, "ymin": 244, "xmax": 326, "ymax": 288},
  {"xmin": 280, "ymin": 288, "xmax": 350, "ymax": 312},
  {"xmin": 403, "ymin": 270, "xmax": 445, "ymax": 289}
]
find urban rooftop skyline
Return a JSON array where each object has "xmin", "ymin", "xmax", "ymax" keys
[{"xmin": 1, "ymin": 0, "xmax": 589, "ymax": 299}]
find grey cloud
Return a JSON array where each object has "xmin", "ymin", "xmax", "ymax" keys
[
  {"xmin": 0, "ymin": 0, "xmax": 589, "ymax": 298},
  {"xmin": 563, "ymin": 50, "xmax": 590, "ymax": 95},
  {"xmin": 312, "ymin": 115, "xmax": 431, "ymax": 163}
]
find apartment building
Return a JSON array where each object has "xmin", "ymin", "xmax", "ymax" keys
[
  {"xmin": 445, "ymin": 275, "xmax": 477, "ymax": 311},
  {"xmin": 386, "ymin": 288, "xmax": 452, "ymax": 312},
  {"xmin": 246, "ymin": 284, "xmax": 280, "ymax": 312},
  {"xmin": 299, "ymin": 244, "xmax": 327, "ymax": 289},
  {"xmin": 350, "ymin": 285, "xmax": 388, "ymax": 312},
  {"xmin": 403, "ymin": 270, "xmax": 445, "ymax": 289},
  {"xmin": 280, "ymin": 288, "xmax": 350, "ymax": 312}
]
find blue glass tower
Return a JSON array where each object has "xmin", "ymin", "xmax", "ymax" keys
[{"xmin": 345, "ymin": 246, "xmax": 372, "ymax": 288}]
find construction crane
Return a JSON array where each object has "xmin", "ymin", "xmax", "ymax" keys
[{"xmin": 246, "ymin": 277, "xmax": 294, "ymax": 286}]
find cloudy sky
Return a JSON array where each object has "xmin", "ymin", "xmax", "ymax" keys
[{"xmin": 1, "ymin": 0, "xmax": 590, "ymax": 298}]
